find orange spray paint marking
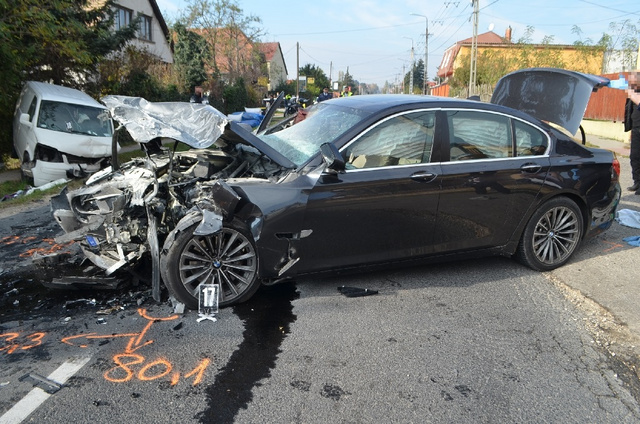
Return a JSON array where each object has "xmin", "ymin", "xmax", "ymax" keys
[
  {"xmin": 1, "ymin": 332, "xmax": 46, "ymax": 354},
  {"xmin": 601, "ymin": 240, "xmax": 624, "ymax": 252},
  {"xmin": 58, "ymin": 308, "xmax": 211, "ymax": 386},
  {"xmin": 18, "ymin": 238, "xmax": 75, "ymax": 258},
  {"xmin": 170, "ymin": 372, "xmax": 181, "ymax": 386},
  {"xmin": 61, "ymin": 332, "xmax": 140, "ymax": 348},
  {"xmin": 0, "ymin": 333, "xmax": 20, "ymax": 354},
  {"xmin": 185, "ymin": 358, "xmax": 211, "ymax": 386},
  {"xmin": 104, "ymin": 354, "xmax": 145, "ymax": 383},
  {"xmin": 137, "ymin": 358, "xmax": 173, "ymax": 381},
  {"xmin": 0, "ymin": 236, "xmax": 21, "ymax": 245},
  {"xmin": 125, "ymin": 308, "xmax": 179, "ymax": 353}
]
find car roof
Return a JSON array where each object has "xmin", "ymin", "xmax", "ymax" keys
[
  {"xmin": 25, "ymin": 81, "xmax": 106, "ymax": 109},
  {"xmin": 322, "ymin": 94, "xmax": 538, "ymax": 123}
]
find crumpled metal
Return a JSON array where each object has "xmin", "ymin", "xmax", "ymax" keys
[{"xmin": 101, "ymin": 95, "xmax": 228, "ymax": 149}]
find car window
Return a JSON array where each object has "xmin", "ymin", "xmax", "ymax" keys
[
  {"xmin": 259, "ymin": 102, "xmax": 371, "ymax": 166},
  {"xmin": 343, "ymin": 111, "xmax": 435, "ymax": 169},
  {"xmin": 514, "ymin": 120, "xmax": 548, "ymax": 156},
  {"xmin": 37, "ymin": 101, "xmax": 113, "ymax": 137},
  {"xmin": 447, "ymin": 110, "xmax": 511, "ymax": 161},
  {"xmin": 27, "ymin": 97, "xmax": 37, "ymax": 122}
]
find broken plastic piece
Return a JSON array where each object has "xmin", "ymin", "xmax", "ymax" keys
[
  {"xmin": 337, "ymin": 286, "xmax": 379, "ymax": 298},
  {"xmin": 19, "ymin": 373, "xmax": 62, "ymax": 394}
]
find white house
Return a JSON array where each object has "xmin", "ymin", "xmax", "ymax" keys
[
  {"xmin": 258, "ymin": 42, "xmax": 288, "ymax": 91},
  {"xmin": 113, "ymin": 0, "xmax": 173, "ymax": 63}
]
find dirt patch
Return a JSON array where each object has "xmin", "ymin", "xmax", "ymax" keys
[{"xmin": 546, "ymin": 273, "xmax": 640, "ymax": 402}]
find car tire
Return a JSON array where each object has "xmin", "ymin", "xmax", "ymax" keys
[
  {"xmin": 20, "ymin": 153, "xmax": 34, "ymax": 185},
  {"xmin": 162, "ymin": 220, "xmax": 260, "ymax": 309},
  {"xmin": 516, "ymin": 197, "xmax": 583, "ymax": 271}
]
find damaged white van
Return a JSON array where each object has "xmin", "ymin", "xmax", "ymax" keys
[{"xmin": 13, "ymin": 81, "xmax": 117, "ymax": 186}]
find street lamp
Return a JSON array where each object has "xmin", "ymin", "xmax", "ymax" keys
[
  {"xmin": 410, "ymin": 13, "xmax": 428, "ymax": 95},
  {"xmin": 404, "ymin": 37, "xmax": 414, "ymax": 94}
]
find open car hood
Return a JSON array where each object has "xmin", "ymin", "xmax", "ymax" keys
[
  {"xmin": 490, "ymin": 68, "xmax": 610, "ymax": 135},
  {"xmin": 102, "ymin": 95, "xmax": 295, "ymax": 169}
]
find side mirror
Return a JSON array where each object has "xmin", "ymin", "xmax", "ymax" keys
[
  {"xmin": 19, "ymin": 113, "xmax": 32, "ymax": 125},
  {"xmin": 320, "ymin": 143, "xmax": 345, "ymax": 173}
]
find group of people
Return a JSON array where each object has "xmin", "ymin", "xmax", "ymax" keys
[
  {"xmin": 624, "ymin": 71, "xmax": 640, "ymax": 195},
  {"xmin": 317, "ymin": 86, "xmax": 354, "ymax": 103}
]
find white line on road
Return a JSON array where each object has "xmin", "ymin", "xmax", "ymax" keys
[{"xmin": 0, "ymin": 356, "xmax": 91, "ymax": 424}]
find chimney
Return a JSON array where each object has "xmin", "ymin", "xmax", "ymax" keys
[{"xmin": 505, "ymin": 26, "xmax": 512, "ymax": 43}]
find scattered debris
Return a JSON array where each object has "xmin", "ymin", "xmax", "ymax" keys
[
  {"xmin": 616, "ymin": 209, "xmax": 640, "ymax": 229},
  {"xmin": 337, "ymin": 286, "xmax": 379, "ymax": 298},
  {"xmin": 18, "ymin": 373, "xmax": 62, "ymax": 394}
]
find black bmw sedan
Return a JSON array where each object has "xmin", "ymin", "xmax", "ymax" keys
[{"xmin": 52, "ymin": 68, "xmax": 621, "ymax": 308}]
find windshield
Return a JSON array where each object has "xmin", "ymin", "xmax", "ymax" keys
[
  {"xmin": 258, "ymin": 102, "xmax": 371, "ymax": 165},
  {"xmin": 37, "ymin": 101, "xmax": 113, "ymax": 137}
]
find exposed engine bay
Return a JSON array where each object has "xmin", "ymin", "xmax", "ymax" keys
[{"xmin": 51, "ymin": 95, "xmax": 293, "ymax": 304}]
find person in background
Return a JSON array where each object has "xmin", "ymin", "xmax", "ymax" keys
[
  {"xmin": 317, "ymin": 87, "xmax": 332, "ymax": 102},
  {"xmin": 191, "ymin": 86, "xmax": 204, "ymax": 103},
  {"xmin": 341, "ymin": 86, "xmax": 352, "ymax": 97},
  {"xmin": 624, "ymin": 71, "xmax": 640, "ymax": 194}
]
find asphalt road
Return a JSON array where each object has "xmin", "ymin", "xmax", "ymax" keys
[{"xmin": 0, "ymin": 137, "xmax": 639, "ymax": 422}]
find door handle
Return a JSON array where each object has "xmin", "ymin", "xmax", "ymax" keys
[
  {"xmin": 520, "ymin": 163, "xmax": 542, "ymax": 173},
  {"xmin": 410, "ymin": 171, "xmax": 437, "ymax": 183}
]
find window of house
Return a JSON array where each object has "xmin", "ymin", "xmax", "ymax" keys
[
  {"xmin": 138, "ymin": 15, "xmax": 152, "ymax": 41},
  {"xmin": 446, "ymin": 110, "xmax": 512, "ymax": 160},
  {"xmin": 343, "ymin": 111, "xmax": 436, "ymax": 169},
  {"xmin": 115, "ymin": 7, "xmax": 132, "ymax": 31}
]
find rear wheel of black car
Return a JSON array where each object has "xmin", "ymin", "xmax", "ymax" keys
[
  {"xmin": 163, "ymin": 221, "xmax": 260, "ymax": 309},
  {"xmin": 516, "ymin": 197, "xmax": 583, "ymax": 271}
]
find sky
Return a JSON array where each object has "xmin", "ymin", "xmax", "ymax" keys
[{"xmin": 156, "ymin": 0, "xmax": 639, "ymax": 88}]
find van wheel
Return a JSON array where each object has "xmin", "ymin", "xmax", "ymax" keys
[{"xmin": 20, "ymin": 153, "xmax": 34, "ymax": 185}]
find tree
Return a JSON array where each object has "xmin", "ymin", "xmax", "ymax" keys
[
  {"xmin": 185, "ymin": 0, "xmax": 263, "ymax": 82},
  {"xmin": 299, "ymin": 64, "xmax": 330, "ymax": 98},
  {"xmin": 342, "ymin": 69, "xmax": 357, "ymax": 94},
  {"xmin": 403, "ymin": 59, "xmax": 424, "ymax": 94},
  {"xmin": 599, "ymin": 20, "xmax": 639, "ymax": 71},
  {"xmin": 0, "ymin": 0, "xmax": 138, "ymax": 155},
  {"xmin": 173, "ymin": 22, "xmax": 209, "ymax": 93},
  {"xmin": 184, "ymin": 0, "xmax": 265, "ymax": 108}
]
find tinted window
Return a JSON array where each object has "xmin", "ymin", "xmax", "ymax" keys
[
  {"xmin": 447, "ymin": 110, "xmax": 511, "ymax": 160},
  {"xmin": 343, "ymin": 111, "xmax": 436, "ymax": 169},
  {"xmin": 514, "ymin": 120, "xmax": 548, "ymax": 156}
]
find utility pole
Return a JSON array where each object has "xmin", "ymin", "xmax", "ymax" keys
[
  {"xmin": 329, "ymin": 61, "xmax": 333, "ymax": 89},
  {"xmin": 469, "ymin": 0, "xmax": 479, "ymax": 97},
  {"xmin": 404, "ymin": 37, "xmax": 414, "ymax": 94},
  {"xmin": 410, "ymin": 13, "xmax": 428, "ymax": 94},
  {"xmin": 296, "ymin": 42, "xmax": 299, "ymax": 100}
]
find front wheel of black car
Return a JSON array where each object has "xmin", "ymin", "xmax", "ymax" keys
[
  {"xmin": 516, "ymin": 197, "xmax": 583, "ymax": 271},
  {"xmin": 162, "ymin": 221, "xmax": 260, "ymax": 309}
]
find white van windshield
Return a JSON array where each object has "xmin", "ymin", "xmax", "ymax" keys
[{"xmin": 37, "ymin": 101, "xmax": 113, "ymax": 137}]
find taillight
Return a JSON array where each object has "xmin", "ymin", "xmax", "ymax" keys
[{"xmin": 612, "ymin": 157, "xmax": 621, "ymax": 180}]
